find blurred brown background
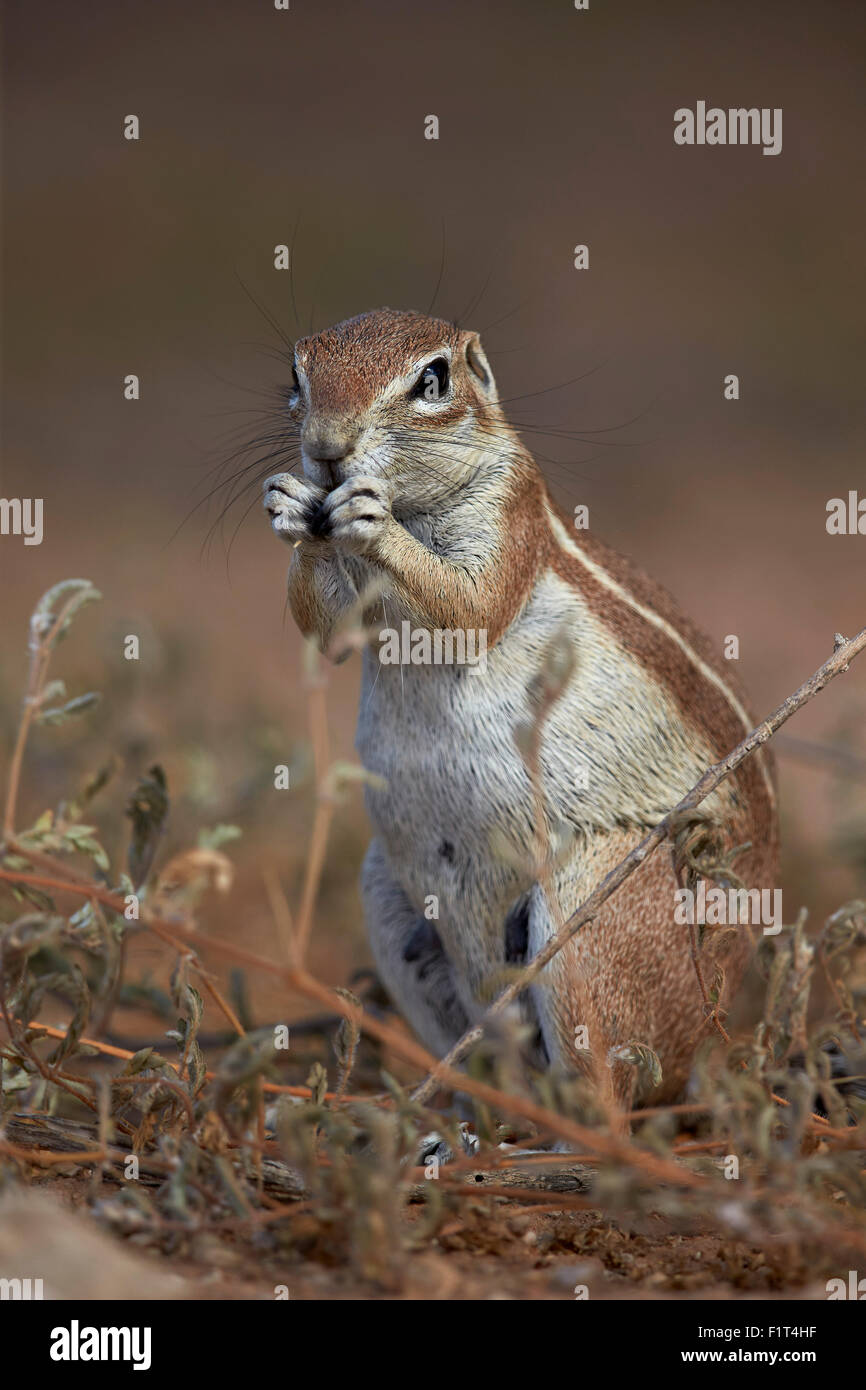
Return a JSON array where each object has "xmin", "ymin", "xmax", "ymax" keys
[{"xmin": 1, "ymin": 0, "xmax": 864, "ymax": 1031}]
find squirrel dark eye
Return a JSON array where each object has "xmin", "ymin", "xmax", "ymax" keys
[
  {"xmin": 290, "ymin": 364, "xmax": 301, "ymax": 396},
  {"xmin": 412, "ymin": 356, "xmax": 449, "ymax": 401}
]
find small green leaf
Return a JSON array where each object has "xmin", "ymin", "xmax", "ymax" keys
[
  {"xmin": 37, "ymin": 692, "xmax": 102, "ymax": 726},
  {"xmin": 197, "ymin": 824, "xmax": 242, "ymax": 852}
]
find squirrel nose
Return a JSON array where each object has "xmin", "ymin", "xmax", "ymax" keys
[{"xmin": 303, "ymin": 429, "xmax": 355, "ymax": 464}]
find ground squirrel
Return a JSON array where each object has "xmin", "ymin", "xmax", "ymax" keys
[{"xmin": 263, "ymin": 308, "xmax": 779, "ymax": 1111}]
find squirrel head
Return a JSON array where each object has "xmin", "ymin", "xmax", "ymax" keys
[{"xmin": 288, "ymin": 308, "xmax": 507, "ymax": 507}]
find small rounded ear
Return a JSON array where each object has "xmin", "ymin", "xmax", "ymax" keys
[{"xmin": 462, "ymin": 332, "xmax": 497, "ymax": 398}]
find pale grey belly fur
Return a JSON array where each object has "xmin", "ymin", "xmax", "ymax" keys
[{"xmin": 355, "ymin": 569, "xmax": 719, "ymax": 1000}]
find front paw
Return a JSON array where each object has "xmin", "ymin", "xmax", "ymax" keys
[
  {"xmin": 314, "ymin": 476, "xmax": 392, "ymax": 556},
  {"xmin": 263, "ymin": 472, "xmax": 325, "ymax": 545}
]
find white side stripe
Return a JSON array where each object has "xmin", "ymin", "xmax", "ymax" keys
[{"xmin": 546, "ymin": 507, "xmax": 775, "ymax": 804}]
